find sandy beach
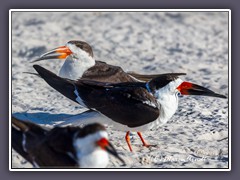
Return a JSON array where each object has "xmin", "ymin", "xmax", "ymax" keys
[{"xmin": 11, "ymin": 11, "xmax": 229, "ymax": 169}]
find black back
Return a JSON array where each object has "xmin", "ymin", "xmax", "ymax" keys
[{"xmin": 33, "ymin": 65, "xmax": 160, "ymax": 127}]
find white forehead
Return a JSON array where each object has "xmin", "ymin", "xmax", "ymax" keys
[
  {"xmin": 92, "ymin": 130, "xmax": 108, "ymax": 140},
  {"xmin": 66, "ymin": 43, "xmax": 92, "ymax": 58},
  {"xmin": 74, "ymin": 130, "xmax": 108, "ymax": 147},
  {"xmin": 168, "ymin": 78, "xmax": 183, "ymax": 91},
  {"xmin": 156, "ymin": 78, "xmax": 183, "ymax": 95}
]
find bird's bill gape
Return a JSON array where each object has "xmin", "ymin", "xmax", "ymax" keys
[
  {"xmin": 97, "ymin": 138, "xmax": 125, "ymax": 166},
  {"xmin": 32, "ymin": 46, "xmax": 72, "ymax": 63},
  {"xmin": 177, "ymin": 82, "xmax": 227, "ymax": 98}
]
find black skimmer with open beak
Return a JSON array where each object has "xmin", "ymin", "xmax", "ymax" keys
[
  {"xmin": 32, "ymin": 40, "xmax": 161, "ymax": 82},
  {"xmin": 12, "ymin": 116, "xmax": 125, "ymax": 168},
  {"xmin": 33, "ymin": 65, "xmax": 227, "ymax": 152}
]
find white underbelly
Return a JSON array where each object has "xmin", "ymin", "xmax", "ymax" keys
[
  {"xmin": 79, "ymin": 150, "xmax": 109, "ymax": 168},
  {"xmin": 58, "ymin": 110, "xmax": 170, "ymax": 132}
]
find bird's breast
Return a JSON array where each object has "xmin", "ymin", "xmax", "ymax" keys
[{"xmin": 79, "ymin": 149, "xmax": 109, "ymax": 168}]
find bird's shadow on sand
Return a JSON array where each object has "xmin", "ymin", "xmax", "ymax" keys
[{"xmin": 12, "ymin": 112, "xmax": 75, "ymax": 125}]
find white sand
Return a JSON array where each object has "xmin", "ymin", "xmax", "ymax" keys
[{"xmin": 11, "ymin": 11, "xmax": 229, "ymax": 169}]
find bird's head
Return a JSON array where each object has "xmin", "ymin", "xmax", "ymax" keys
[
  {"xmin": 147, "ymin": 73, "xmax": 227, "ymax": 101},
  {"xmin": 32, "ymin": 40, "xmax": 94, "ymax": 63},
  {"xmin": 74, "ymin": 123, "xmax": 125, "ymax": 166}
]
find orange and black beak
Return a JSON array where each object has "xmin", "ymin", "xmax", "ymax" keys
[
  {"xmin": 32, "ymin": 46, "xmax": 72, "ymax": 63},
  {"xmin": 97, "ymin": 138, "xmax": 126, "ymax": 166},
  {"xmin": 177, "ymin": 82, "xmax": 227, "ymax": 99}
]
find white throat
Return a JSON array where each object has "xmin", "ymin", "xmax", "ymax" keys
[
  {"xmin": 153, "ymin": 78, "xmax": 183, "ymax": 125},
  {"xmin": 73, "ymin": 131, "xmax": 109, "ymax": 168},
  {"xmin": 59, "ymin": 43, "xmax": 95, "ymax": 80}
]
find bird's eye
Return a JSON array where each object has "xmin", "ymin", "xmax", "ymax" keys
[
  {"xmin": 176, "ymin": 91, "xmax": 181, "ymax": 97},
  {"xmin": 72, "ymin": 54, "xmax": 78, "ymax": 59}
]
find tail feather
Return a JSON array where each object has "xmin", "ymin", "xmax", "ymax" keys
[
  {"xmin": 23, "ymin": 72, "xmax": 41, "ymax": 78},
  {"xmin": 127, "ymin": 72, "xmax": 168, "ymax": 82}
]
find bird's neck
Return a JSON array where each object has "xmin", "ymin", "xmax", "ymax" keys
[
  {"xmin": 74, "ymin": 139, "xmax": 109, "ymax": 168},
  {"xmin": 59, "ymin": 55, "xmax": 95, "ymax": 80},
  {"xmin": 157, "ymin": 94, "xmax": 179, "ymax": 124},
  {"xmin": 150, "ymin": 79, "xmax": 183, "ymax": 124},
  {"xmin": 79, "ymin": 149, "xmax": 109, "ymax": 168}
]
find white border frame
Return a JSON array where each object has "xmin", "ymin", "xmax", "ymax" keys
[{"xmin": 9, "ymin": 9, "xmax": 231, "ymax": 171}]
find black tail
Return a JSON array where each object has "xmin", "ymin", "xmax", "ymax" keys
[
  {"xmin": 127, "ymin": 72, "xmax": 172, "ymax": 82},
  {"xmin": 12, "ymin": 117, "xmax": 48, "ymax": 164},
  {"xmin": 33, "ymin": 65, "xmax": 79, "ymax": 104}
]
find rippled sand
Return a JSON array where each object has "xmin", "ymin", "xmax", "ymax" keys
[{"xmin": 11, "ymin": 11, "xmax": 229, "ymax": 169}]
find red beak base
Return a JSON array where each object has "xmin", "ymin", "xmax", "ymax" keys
[{"xmin": 177, "ymin": 82, "xmax": 227, "ymax": 99}]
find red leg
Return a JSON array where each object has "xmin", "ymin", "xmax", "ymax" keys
[
  {"xmin": 137, "ymin": 132, "xmax": 158, "ymax": 148},
  {"xmin": 137, "ymin": 132, "xmax": 150, "ymax": 147},
  {"xmin": 125, "ymin": 131, "xmax": 133, "ymax": 152}
]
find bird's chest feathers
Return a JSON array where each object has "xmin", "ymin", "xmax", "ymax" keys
[
  {"xmin": 79, "ymin": 149, "xmax": 109, "ymax": 168},
  {"xmin": 158, "ymin": 94, "xmax": 178, "ymax": 119},
  {"xmin": 155, "ymin": 88, "xmax": 179, "ymax": 122},
  {"xmin": 60, "ymin": 57, "xmax": 95, "ymax": 80}
]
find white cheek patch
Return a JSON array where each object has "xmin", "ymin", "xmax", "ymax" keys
[
  {"xmin": 96, "ymin": 131, "xmax": 108, "ymax": 140},
  {"xmin": 155, "ymin": 78, "xmax": 183, "ymax": 97},
  {"xmin": 61, "ymin": 43, "xmax": 95, "ymax": 80},
  {"xmin": 74, "ymin": 131, "xmax": 108, "ymax": 149},
  {"xmin": 67, "ymin": 43, "xmax": 94, "ymax": 63}
]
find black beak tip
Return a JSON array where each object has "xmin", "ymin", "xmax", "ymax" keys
[
  {"xmin": 106, "ymin": 143, "xmax": 126, "ymax": 166},
  {"xmin": 221, "ymin": 95, "xmax": 227, "ymax": 99},
  {"xmin": 30, "ymin": 57, "xmax": 43, "ymax": 63},
  {"xmin": 120, "ymin": 161, "xmax": 126, "ymax": 167},
  {"xmin": 219, "ymin": 94, "xmax": 227, "ymax": 99},
  {"xmin": 118, "ymin": 156, "xmax": 126, "ymax": 166},
  {"xmin": 30, "ymin": 59, "xmax": 38, "ymax": 63},
  {"xmin": 213, "ymin": 93, "xmax": 227, "ymax": 99},
  {"xmin": 113, "ymin": 154, "xmax": 126, "ymax": 166}
]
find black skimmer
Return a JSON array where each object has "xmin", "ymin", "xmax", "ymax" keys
[
  {"xmin": 33, "ymin": 65, "xmax": 227, "ymax": 152},
  {"xmin": 32, "ymin": 40, "xmax": 161, "ymax": 82},
  {"xmin": 12, "ymin": 116, "xmax": 125, "ymax": 168},
  {"xmin": 30, "ymin": 40, "xmax": 166, "ymax": 150}
]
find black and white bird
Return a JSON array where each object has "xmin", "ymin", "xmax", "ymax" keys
[
  {"xmin": 31, "ymin": 40, "xmax": 164, "ymax": 150},
  {"xmin": 12, "ymin": 116, "xmax": 125, "ymax": 168},
  {"xmin": 33, "ymin": 65, "xmax": 227, "ymax": 152},
  {"xmin": 32, "ymin": 40, "xmax": 161, "ymax": 82}
]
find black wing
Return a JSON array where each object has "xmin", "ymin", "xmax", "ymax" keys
[
  {"xmin": 33, "ymin": 65, "xmax": 160, "ymax": 127},
  {"xmin": 12, "ymin": 117, "xmax": 49, "ymax": 166},
  {"xmin": 12, "ymin": 117, "xmax": 80, "ymax": 167},
  {"xmin": 81, "ymin": 61, "xmax": 137, "ymax": 83},
  {"xmin": 74, "ymin": 80, "xmax": 160, "ymax": 128}
]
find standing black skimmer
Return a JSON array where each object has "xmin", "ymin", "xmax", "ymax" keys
[
  {"xmin": 32, "ymin": 40, "xmax": 161, "ymax": 82},
  {"xmin": 31, "ymin": 40, "xmax": 165, "ymax": 150},
  {"xmin": 33, "ymin": 65, "xmax": 227, "ymax": 152},
  {"xmin": 12, "ymin": 116, "xmax": 125, "ymax": 168}
]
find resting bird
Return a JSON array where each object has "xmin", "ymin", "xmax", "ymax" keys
[
  {"xmin": 32, "ymin": 40, "xmax": 161, "ymax": 82},
  {"xmin": 32, "ymin": 65, "xmax": 227, "ymax": 152},
  {"xmin": 30, "ymin": 40, "xmax": 167, "ymax": 150},
  {"xmin": 12, "ymin": 116, "xmax": 125, "ymax": 168}
]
